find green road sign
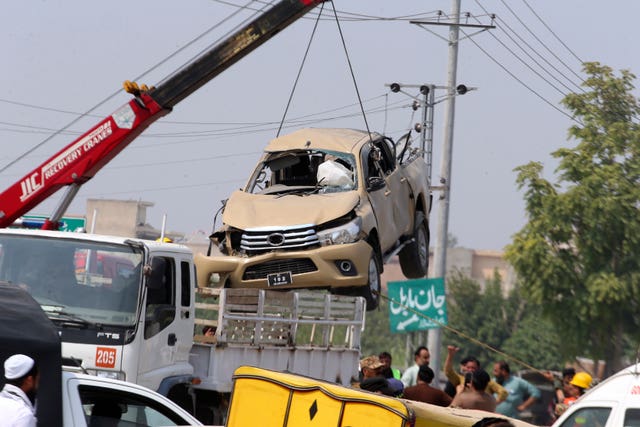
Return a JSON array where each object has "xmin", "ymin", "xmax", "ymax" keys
[
  {"xmin": 387, "ymin": 277, "xmax": 447, "ymax": 333},
  {"xmin": 19, "ymin": 214, "xmax": 86, "ymax": 232}
]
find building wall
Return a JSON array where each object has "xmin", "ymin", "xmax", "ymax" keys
[{"xmin": 381, "ymin": 247, "xmax": 515, "ymax": 293}]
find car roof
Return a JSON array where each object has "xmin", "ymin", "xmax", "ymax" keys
[{"xmin": 264, "ymin": 128, "xmax": 382, "ymax": 154}]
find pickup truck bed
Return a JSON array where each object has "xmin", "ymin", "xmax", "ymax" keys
[{"xmin": 190, "ymin": 288, "xmax": 365, "ymax": 392}]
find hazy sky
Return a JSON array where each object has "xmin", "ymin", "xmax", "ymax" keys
[{"xmin": 1, "ymin": 0, "xmax": 638, "ymax": 250}]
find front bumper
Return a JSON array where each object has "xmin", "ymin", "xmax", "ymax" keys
[{"xmin": 195, "ymin": 240, "xmax": 373, "ymax": 290}]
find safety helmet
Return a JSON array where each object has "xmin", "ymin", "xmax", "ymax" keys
[
  {"xmin": 570, "ymin": 371, "xmax": 592, "ymax": 389},
  {"xmin": 156, "ymin": 237, "xmax": 173, "ymax": 243}
]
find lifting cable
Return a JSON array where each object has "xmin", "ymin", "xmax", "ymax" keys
[
  {"xmin": 276, "ymin": 1, "xmax": 326, "ymax": 137},
  {"xmin": 329, "ymin": 0, "xmax": 373, "ymax": 141},
  {"xmin": 376, "ymin": 291, "xmax": 547, "ymax": 376},
  {"xmin": 277, "ymin": 0, "xmax": 373, "ymax": 142}
]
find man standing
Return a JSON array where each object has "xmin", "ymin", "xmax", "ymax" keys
[
  {"xmin": 493, "ymin": 360, "xmax": 540, "ymax": 419},
  {"xmin": 378, "ymin": 351, "xmax": 401, "ymax": 380},
  {"xmin": 0, "ymin": 354, "xmax": 39, "ymax": 427},
  {"xmin": 444, "ymin": 345, "xmax": 508, "ymax": 402},
  {"xmin": 401, "ymin": 346, "xmax": 430, "ymax": 387},
  {"xmin": 403, "ymin": 365, "xmax": 452, "ymax": 407},
  {"xmin": 450, "ymin": 369, "xmax": 497, "ymax": 412}
]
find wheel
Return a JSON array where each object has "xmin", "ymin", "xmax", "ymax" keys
[
  {"xmin": 399, "ymin": 211, "xmax": 429, "ymax": 278},
  {"xmin": 358, "ymin": 253, "xmax": 380, "ymax": 311}
]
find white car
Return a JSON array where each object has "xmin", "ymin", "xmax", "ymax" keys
[{"xmin": 552, "ymin": 363, "xmax": 640, "ymax": 427}]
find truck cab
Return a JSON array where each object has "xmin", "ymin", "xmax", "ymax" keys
[
  {"xmin": 0, "ymin": 281, "xmax": 202, "ymax": 427},
  {"xmin": 0, "ymin": 229, "xmax": 196, "ymax": 397}
]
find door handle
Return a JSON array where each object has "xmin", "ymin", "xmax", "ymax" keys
[{"xmin": 168, "ymin": 333, "xmax": 177, "ymax": 346}]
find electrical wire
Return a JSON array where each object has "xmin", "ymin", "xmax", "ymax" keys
[
  {"xmin": 499, "ymin": 0, "xmax": 585, "ymax": 82},
  {"xmin": 0, "ymin": 0, "xmax": 264, "ymax": 174},
  {"xmin": 468, "ymin": 13, "xmax": 570, "ymax": 98},
  {"xmin": 457, "ymin": 26, "xmax": 583, "ymax": 126},
  {"xmin": 519, "ymin": 0, "xmax": 585, "ymax": 66},
  {"xmin": 493, "ymin": 15, "xmax": 584, "ymax": 94}
]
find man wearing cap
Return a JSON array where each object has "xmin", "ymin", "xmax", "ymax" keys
[
  {"xmin": 358, "ymin": 355, "xmax": 402, "ymax": 397},
  {"xmin": 0, "ymin": 354, "xmax": 39, "ymax": 427},
  {"xmin": 359, "ymin": 355, "xmax": 385, "ymax": 381}
]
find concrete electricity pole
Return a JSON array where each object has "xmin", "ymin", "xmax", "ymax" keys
[{"xmin": 410, "ymin": 0, "xmax": 493, "ymax": 376}]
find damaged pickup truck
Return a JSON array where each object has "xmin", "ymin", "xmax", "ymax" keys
[{"xmin": 195, "ymin": 128, "xmax": 431, "ymax": 310}]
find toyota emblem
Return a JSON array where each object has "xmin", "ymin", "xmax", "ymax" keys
[{"xmin": 267, "ymin": 233, "xmax": 285, "ymax": 246}]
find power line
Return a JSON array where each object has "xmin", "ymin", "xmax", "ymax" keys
[
  {"xmin": 497, "ymin": 0, "xmax": 585, "ymax": 82},
  {"xmin": 519, "ymin": 0, "xmax": 584, "ymax": 65},
  {"xmin": 468, "ymin": 13, "xmax": 569, "ymax": 98},
  {"xmin": 459, "ymin": 27, "xmax": 582, "ymax": 126},
  {"xmin": 493, "ymin": 15, "xmax": 584, "ymax": 93}
]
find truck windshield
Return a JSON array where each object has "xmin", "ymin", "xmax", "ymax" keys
[{"xmin": 0, "ymin": 235, "xmax": 143, "ymax": 326}]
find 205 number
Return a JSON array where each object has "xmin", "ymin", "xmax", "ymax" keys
[{"xmin": 96, "ymin": 347, "xmax": 117, "ymax": 368}]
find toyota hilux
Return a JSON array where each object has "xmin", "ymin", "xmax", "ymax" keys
[{"xmin": 195, "ymin": 127, "xmax": 431, "ymax": 310}]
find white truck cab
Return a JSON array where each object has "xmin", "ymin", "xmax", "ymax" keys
[
  {"xmin": 0, "ymin": 229, "xmax": 196, "ymax": 395},
  {"xmin": 552, "ymin": 364, "xmax": 640, "ymax": 427},
  {"xmin": 0, "ymin": 280, "xmax": 202, "ymax": 427}
]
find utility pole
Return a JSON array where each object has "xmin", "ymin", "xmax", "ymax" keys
[
  {"xmin": 429, "ymin": 0, "xmax": 461, "ymax": 379},
  {"xmin": 410, "ymin": 1, "xmax": 494, "ymax": 377}
]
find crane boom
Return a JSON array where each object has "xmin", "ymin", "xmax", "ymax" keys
[{"xmin": 0, "ymin": 0, "xmax": 326, "ymax": 229}]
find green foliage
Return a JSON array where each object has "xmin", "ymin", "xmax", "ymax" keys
[
  {"xmin": 442, "ymin": 270, "xmax": 564, "ymax": 371},
  {"xmin": 505, "ymin": 62, "xmax": 640, "ymax": 374},
  {"xmin": 361, "ymin": 270, "xmax": 564, "ymax": 373},
  {"xmin": 360, "ymin": 300, "xmax": 407, "ymax": 367}
]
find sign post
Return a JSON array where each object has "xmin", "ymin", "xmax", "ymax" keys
[{"xmin": 387, "ymin": 277, "xmax": 447, "ymax": 333}]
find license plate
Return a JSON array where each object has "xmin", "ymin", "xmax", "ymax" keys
[{"xmin": 267, "ymin": 271, "xmax": 292, "ymax": 286}]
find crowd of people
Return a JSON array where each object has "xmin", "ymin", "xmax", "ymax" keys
[
  {"xmin": 0, "ymin": 344, "xmax": 594, "ymax": 426},
  {"xmin": 356, "ymin": 344, "xmax": 594, "ymax": 423}
]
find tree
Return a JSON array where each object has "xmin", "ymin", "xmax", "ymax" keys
[
  {"xmin": 505, "ymin": 62, "xmax": 640, "ymax": 375},
  {"xmin": 442, "ymin": 270, "xmax": 563, "ymax": 370},
  {"xmin": 362, "ymin": 269, "xmax": 564, "ymax": 374}
]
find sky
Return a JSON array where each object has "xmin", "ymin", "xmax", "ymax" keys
[{"xmin": 1, "ymin": 0, "xmax": 639, "ymax": 251}]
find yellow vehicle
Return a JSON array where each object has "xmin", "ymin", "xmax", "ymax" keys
[{"xmin": 226, "ymin": 366, "xmax": 536, "ymax": 427}]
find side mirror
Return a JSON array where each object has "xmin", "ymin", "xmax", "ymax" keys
[
  {"xmin": 147, "ymin": 258, "xmax": 166, "ymax": 290},
  {"xmin": 367, "ymin": 176, "xmax": 386, "ymax": 192}
]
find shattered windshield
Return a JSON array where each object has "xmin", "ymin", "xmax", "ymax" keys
[
  {"xmin": 246, "ymin": 149, "xmax": 357, "ymax": 195},
  {"xmin": 0, "ymin": 235, "xmax": 143, "ymax": 326}
]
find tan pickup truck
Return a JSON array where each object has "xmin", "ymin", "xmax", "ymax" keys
[{"xmin": 196, "ymin": 128, "xmax": 431, "ymax": 310}]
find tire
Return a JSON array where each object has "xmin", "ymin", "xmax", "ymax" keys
[
  {"xmin": 358, "ymin": 253, "xmax": 380, "ymax": 311},
  {"xmin": 399, "ymin": 211, "xmax": 429, "ymax": 278}
]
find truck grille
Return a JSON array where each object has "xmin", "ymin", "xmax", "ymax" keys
[
  {"xmin": 240, "ymin": 224, "xmax": 319, "ymax": 252},
  {"xmin": 243, "ymin": 258, "xmax": 317, "ymax": 280}
]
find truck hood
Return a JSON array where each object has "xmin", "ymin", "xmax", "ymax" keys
[{"xmin": 222, "ymin": 190, "xmax": 360, "ymax": 230}]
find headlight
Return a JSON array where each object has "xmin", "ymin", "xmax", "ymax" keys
[
  {"xmin": 87, "ymin": 369, "xmax": 126, "ymax": 381},
  {"xmin": 318, "ymin": 218, "xmax": 362, "ymax": 245}
]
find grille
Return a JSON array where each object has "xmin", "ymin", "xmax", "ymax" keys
[
  {"xmin": 243, "ymin": 258, "xmax": 317, "ymax": 280},
  {"xmin": 240, "ymin": 224, "xmax": 319, "ymax": 252}
]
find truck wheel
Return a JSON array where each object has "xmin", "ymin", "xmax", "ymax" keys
[
  {"xmin": 399, "ymin": 211, "xmax": 429, "ymax": 278},
  {"xmin": 358, "ymin": 254, "xmax": 380, "ymax": 311}
]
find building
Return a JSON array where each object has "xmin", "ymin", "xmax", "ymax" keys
[
  {"xmin": 85, "ymin": 199, "xmax": 182, "ymax": 241},
  {"xmin": 381, "ymin": 247, "xmax": 516, "ymax": 293}
]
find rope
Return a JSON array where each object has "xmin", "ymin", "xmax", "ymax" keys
[
  {"xmin": 329, "ymin": 0, "xmax": 372, "ymax": 140},
  {"xmin": 377, "ymin": 291, "xmax": 546, "ymax": 376},
  {"xmin": 276, "ymin": 1, "xmax": 325, "ymax": 137}
]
